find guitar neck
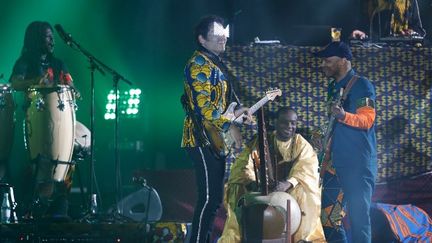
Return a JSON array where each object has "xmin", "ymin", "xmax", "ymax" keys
[
  {"xmin": 322, "ymin": 117, "xmax": 335, "ymax": 151},
  {"xmin": 249, "ymin": 96, "xmax": 269, "ymax": 115}
]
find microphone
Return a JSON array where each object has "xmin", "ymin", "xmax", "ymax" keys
[{"xmin": 54, "ymin": 24, "xmax": 73, "ymax": 46}]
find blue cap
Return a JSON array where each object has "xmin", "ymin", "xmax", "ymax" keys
[{"xmin": 314, "ymin": 41, "xmax": 352, "ymax": 61}]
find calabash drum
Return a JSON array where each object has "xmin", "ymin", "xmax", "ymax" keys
[
  {"xmin": 0, "ymin": 84, "xmax": 15, "ymax": 162},
  {"xmin": 241, "ymin": 191, "xmax": 302, "ymax": 237},
  {"xmin": 25, "ymin": 85, "xmax": 76, "ymax": 182}
]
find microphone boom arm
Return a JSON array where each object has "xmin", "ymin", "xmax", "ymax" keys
[{"xmin": 54, "ymin": 24, "xmax": 132, "ymax": 85}]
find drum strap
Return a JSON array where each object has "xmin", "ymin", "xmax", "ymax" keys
[
  {"xmin": 31, "ymin": 155, "xmax": 75, "ymax": 165},
  {"xmin": 54, "ymin": 160, "xmax": 76, "ymax": 165}
]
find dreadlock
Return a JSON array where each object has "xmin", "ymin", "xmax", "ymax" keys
[{"xmin": 21, "ymin": 21, "xmax": 53, "ymax": 61}]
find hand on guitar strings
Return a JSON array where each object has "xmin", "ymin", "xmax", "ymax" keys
[
  {"xmin": 234, "ymin": 107, "xmax": 256, "ymax": 125},
  {"xmin": 331, "ymin": 103, "xmax": 346, "ymax": 120}
]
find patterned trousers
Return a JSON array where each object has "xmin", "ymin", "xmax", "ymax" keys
[{"xmin": 320, "ymin": 159, "xmax": 348, "ymax": 243}]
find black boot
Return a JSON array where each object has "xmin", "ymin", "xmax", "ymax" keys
[{"xmin": 46, "ymin": 194, "xmax": 69, "ymax": 219}]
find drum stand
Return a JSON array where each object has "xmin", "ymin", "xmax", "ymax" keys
[
  {"xmin": 0, "ymin": 183, "xmax": 18, "ymax": 223},
  {"xmin": 57, "ymin": 29, "xmax": 133, "ymax": 223}
]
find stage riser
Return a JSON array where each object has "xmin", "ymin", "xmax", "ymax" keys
[
  {"xmin": 0, "ymin": 221, "xmax": 190, "ymax": 243},
  {"xmin": 0, "ymin": 236, "xmax": 146, "ymax": 243}
]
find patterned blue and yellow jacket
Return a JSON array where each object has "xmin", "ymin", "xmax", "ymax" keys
[{"xmin": 181, "ymin": 50, "xmax": 232, "ymax": 147}]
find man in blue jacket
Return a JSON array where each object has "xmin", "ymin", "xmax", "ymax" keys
[{"xmin": 315, "ymin": 41, "xmax": 377, "ymax": 243}]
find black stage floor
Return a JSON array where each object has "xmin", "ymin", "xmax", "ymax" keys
[{"xmin": 0, "ymin": 221, "xmax": 189, "ymax": 243}]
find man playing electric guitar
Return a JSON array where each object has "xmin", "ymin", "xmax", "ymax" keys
[{"xmin": 180, "ymin": 15, "xmax": 253, "ymax": 243}]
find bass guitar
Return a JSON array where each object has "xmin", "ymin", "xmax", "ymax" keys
[{"xmin": 318, "ymin": 88, "xmax": 343, "ymax": 164}]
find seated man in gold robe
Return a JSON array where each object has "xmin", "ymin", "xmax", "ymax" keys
[{"xmin": 219, "ymin": 107, "xmax": 325, "ymax": 243}]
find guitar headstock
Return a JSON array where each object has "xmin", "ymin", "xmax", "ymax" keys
[{"xmin": 265, "ymin": 88, "xmax": 282, "ymax": 101}]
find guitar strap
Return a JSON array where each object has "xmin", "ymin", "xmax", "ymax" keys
[{"xmin": 341, "ymin": 75, "xmax": 359, "ymax": 107}]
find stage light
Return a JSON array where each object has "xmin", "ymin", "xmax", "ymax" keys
[{"xmin": 104, "ymin": 88, "xmax": 141, "ymax": 120}]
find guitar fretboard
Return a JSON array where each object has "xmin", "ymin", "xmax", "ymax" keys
[
  {"xmin": 249, "ymin": 96, "xmax": 269, "ymax": 115},
  {"xmin": 233, "ymin": 96, "xmax": 269, "ymax": 123}
]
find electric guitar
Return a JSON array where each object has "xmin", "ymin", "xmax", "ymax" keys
[
  {"xmin": 318, "ymin": 88, "xmax": 344, "ymax": 165},
  {"xmin": 203, "ymin": 88, "xmax": 282, "ymax": 158}
]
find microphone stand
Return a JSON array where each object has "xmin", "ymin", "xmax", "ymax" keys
[
  {"xmin": 89, "ymin": 57, "xmax": 100, "ymax": 219},
  {"xmin": 113, "ymin": 74, "xmax": 122, "ymax": 216},
  {"xmin": 61, "ymin": 33, "xmax": 132, "ymax": 223}
]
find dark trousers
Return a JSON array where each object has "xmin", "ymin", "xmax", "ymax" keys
[
  {"xmin": 338, "ymin": 166, "xmax": 375, "ymax": 243},
  {"xmin": 186, "ymin": 147, "xmax": 225, "ymax": 243}
]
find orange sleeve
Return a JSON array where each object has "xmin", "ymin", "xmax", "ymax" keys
[{"xmin": 340, "ymin": 106, "xmax": 376, "ymax": 129}]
